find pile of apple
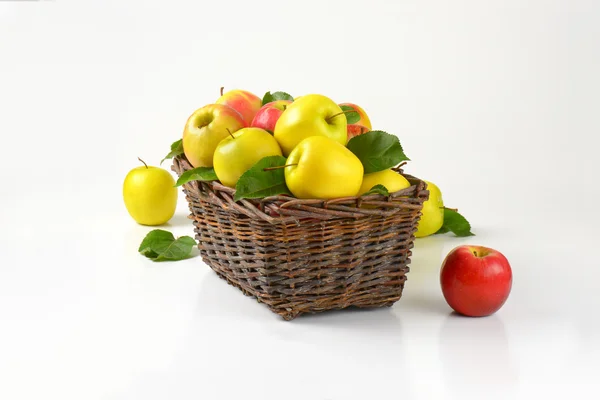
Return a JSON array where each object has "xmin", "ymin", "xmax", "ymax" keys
[{"xmin": 184, "ymin": 89, "xmax": 409, "ymax": 198}]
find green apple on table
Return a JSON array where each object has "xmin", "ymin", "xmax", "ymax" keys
[
  {"xmin": 182, "ymin": 104, "xmax": 245, "ymax": 168},
  {"xmin": 274, "ymin": 94, "xmax": 347, "ymax": 156},
  {"xmin": 284, "ymin": 136, "xmax": 363, "ymax": 199},
  {"xmin": 213, "ymin": 127, "xmax": 283, "ymax": 188},
  {"xmin": 123, "ymin": 158, "xmax": 178, "ymax": 226}
]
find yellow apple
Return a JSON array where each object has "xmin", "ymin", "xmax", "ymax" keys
[
  {"xmin": 358, "ymin": 169, "xmax": 411, "ymax": 195},
  {"xmin": 284, "ymin": 136, "xmax": 363, "ymax": 199},
  {"xmin": 123, "ymin": 159, "xmax": 178, "ymax": 226},
  {"xmin": 415, "ymin": 180, "xmax": 444, "ymax": 238},
  {"xmin": 274, "ymin": 94, "xmax": 347, "ymax": 156},
  {"xmin": 213, "ymin": 127, "xmax": 283, "ymax": 188},
  {"xmin": 182, "ymin": 104, "xmax": 245, "ymax": 168}
]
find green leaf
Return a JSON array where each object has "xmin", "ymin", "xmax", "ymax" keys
[
  {"xmin": 139, "ymin": 229, "xmax": 197, "ymax": 261},
  {"xmin": 161, "ymin": 139, "xmax": 184, "ymax": 165},
  {"xmin": 175, "ymin": 167, "xmax": 218, "ymax": 187},
  {"xmin": 234, "ymin": 155, "xmax": 292, "ymax": 201},
  {"xmin": 361, "ymin": 184, "xmax": 390, "ymax": 197},
  {"xmin": 346, "ymin": 130, "xmax": 410, "ymax": 174},
  {"xmin": 436, "ymin": 208, "xmax": 475, "ymax": 237},
  {"xmin": 262, "ymin": 91, "xmax": 293, "ymax": 105},
  {"xmin": 340, "ymin": 105, "xmax": 360, "ymax": 125}
]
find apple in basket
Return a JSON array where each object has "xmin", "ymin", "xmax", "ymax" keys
[
  {"xmin": 182, "ymin": 104, "xmax": 245, "ymax": 168},
  {"xmin": 251, "ymin": 100, "xmax": 292, "ymax": 133},
  {"xmin": 216, "ymin": 88, "xmax": 262, "ymax": 127},
  {"xmin": 338, "ymin": 102, "xmax": 372, "ymax": 142},
  {"xmin": 274, "ymin": 94, "xmax": 347, "ymax": 156}
]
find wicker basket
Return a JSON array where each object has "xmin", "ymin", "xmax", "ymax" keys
[{"xmin": 172, "ymin": 155, "xmax": 429, "ymax": 320}]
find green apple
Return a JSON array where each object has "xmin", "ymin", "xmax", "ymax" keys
[
  {"xmin": 415, "ymin": 180, "xmax": 444, "ymax": 237},
  {"xmin": 183, "ymin": 104, "xmax": 246, "ymax": 168},
  {"xmin": 285, "ymin": 136, "xmax": 363, "ymax": 199},
  {"xmin": 123, "ymin": 159, "xmax": 178, "ymax": 226},
  {"xmin": 274, "ymin": 94, "xmax": 347, "ymax": 156},
  {"xmin": 358, "ymin": 169, "xmax": 411, "ymax": 195},
  {"xmin": 213, "ymin": 127, "xmax": 282, "ymax": 188}
]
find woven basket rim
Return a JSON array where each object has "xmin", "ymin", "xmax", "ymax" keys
[{"xmin": 173, "ymin": 155, "xmax": 429, "ymax": 225}]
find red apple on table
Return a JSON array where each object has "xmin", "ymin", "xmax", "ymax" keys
[
  {"xmin": 339, "ymin": 102, "xmax": 372, "ymax": 142},
  {"xmin": 440, "ymin": 245, "xmax": 512, "ymax": 317},
  {"xmin": 250, "ymin": 100, "xmax": 292, "ymax": 133},
  {"xmin": 216, "ymin": 88, "xmax": 262, "ymax": 127}
]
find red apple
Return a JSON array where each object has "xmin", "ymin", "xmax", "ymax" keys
[
  {"xmin": 216, "ymin": 89, "xmax": 262, "ymax": 127},
  {"xmin": 338, "ymin": 102, "xmax": 372, "ymax": 129},
  {"xmin": 339, "ymin": 102, "xmax": 372, "ymax": 143},
  {"xmin": 250, "ymin": 100, "xmax": 292, "ymax": 133},
  {"xmin": 440, "ymin": 245, "xmax": 512, "ymax": 317}
]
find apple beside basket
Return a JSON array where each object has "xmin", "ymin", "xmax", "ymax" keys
[{"xmin": 172, "ymin": 154, "xmax": 429, "ymax": 320}]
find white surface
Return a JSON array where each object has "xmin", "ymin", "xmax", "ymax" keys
[{"xmin": 1, "ymin": 1, "xmax": 599, "ymax": 399}]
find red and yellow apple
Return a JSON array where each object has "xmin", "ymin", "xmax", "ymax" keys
[
  {"xmin": 339, "ymin": 102, "xmax": 372, "ymax": 142},
  {"xmin": 347, "ymin": 124, "xmax": 370, "ymax": 141},
  {"xmin": 216, "ymin": 89, "xmax": 262, "ymax": 127},
  {"xmin": 440, "ymin": 245, "xmax": 513, "ymax": 317},
  {"xmin": 182, "ymin": 104, "xmax": 245, "ymax": 168},
  {"xmin": 250, "ymin": 100, "xmax": 292, "ymax": 133}
]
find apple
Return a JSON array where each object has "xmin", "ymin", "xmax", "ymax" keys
[
  {"xmin": 339, "ymin": 102, "xmax": 372, "ymax": 142},
  {"xmin": 182, "ymin": 104, "xmax": 245, "ymax": 168},
  {"xmin": 415, "ymin": 180, "xmax": 444, "ymax": 238},
  {"xmin": 440, "ymin": 245, "xmax": 513, "ymax": 317},
  {"xmin": 338, "ymin": 102, "xmax": 372, "ymax": 130},
  {"xmin": 284, "ymin": 136, "xmax": 363, "ymax": 199},
  {"xmin": 358, "ymin": 169, "xmax": 411, "ymax": 195},
  {"xmin": 274, "ymin": 94, "xmax": 347, "ymax": 156},
  {"xmin": 346, "ymin": 124, "xmax": 370, "ymax": 142},
  {"xmin": 123, "ymin": 158, "xmax": 178, "ymax": 226},
  {"xmin": 213, "ymin": 127, "xmax": 283, "ymax": 188},
  {"xmin": 216, "ymin": 89, "xmax": 262, "ymax": 126},
  {"xmin": 250, "ymin": 100, "xmax": 292, "ymax": 133}
]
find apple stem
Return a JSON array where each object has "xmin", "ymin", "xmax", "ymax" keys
[
  {"xmin": 326, "ymin": 109, "xmax": 357, "ymax": 124},
  {"xmin": 138, "ymin": 157, "xmax": 148, "ymax": 169},
  {"xmin": 283, "ymin": 104, "xmax": 287, "ymax": 111},
  {"xmin": 220, "ymin": 86, "xmax": 224, "ymax": 96},
  {"xmin": 263, "ymin": 164, "xmax": 298, "ymax": 171},
  {"xmin": 444, "ymin": 207, "xmax": 458, "ymax": 212},
  {"xmin": 226, "ymin": 128, "xmax": 235, "ymax": 139}
]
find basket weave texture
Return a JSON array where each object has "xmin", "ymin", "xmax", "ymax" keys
[{"xmin": 172, "ymin": 155, "xmax": 429, "ymax": 320}]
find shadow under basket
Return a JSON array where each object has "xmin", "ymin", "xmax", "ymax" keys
[{"xmin": 172, "ymin": 155, "xmax": 429, "ymax": 320}]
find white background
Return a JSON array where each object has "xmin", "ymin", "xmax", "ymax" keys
[{"xmin": 1, "ymin": 1, "xmax": 599, "ymax": 399}]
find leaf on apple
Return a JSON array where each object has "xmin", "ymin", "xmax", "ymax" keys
[
  {"xmin": 347, "ymin": 130, "xmax": 409, "ymax": 174},
  {"xmin": 262, "ymin": 91, "xmax": 294, "ymax": 106},
  {"xmin": 175, "ymin": 167, "xmax": 218, "ymax": 187},
  {"xmin": 161, "ymin": 139, "xmax": 184, "ymax": 165},
  {"xmin": 340, "ymin": 105, "xmax": 361, "ymax": 125},
  {"xmin": 435, "ymin": 208, "xmax": 475, "ymax": 237},
  {"xmin": 139, "ymin": 229, "xmax": 197, "ymax": 261},
  {"xmin": 234, "ymin": 155, "xmax": 292, "ymax": 201},
  {"xmin": 361, "ymin": 184, "xmax": 390, "ymax": 197}
]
